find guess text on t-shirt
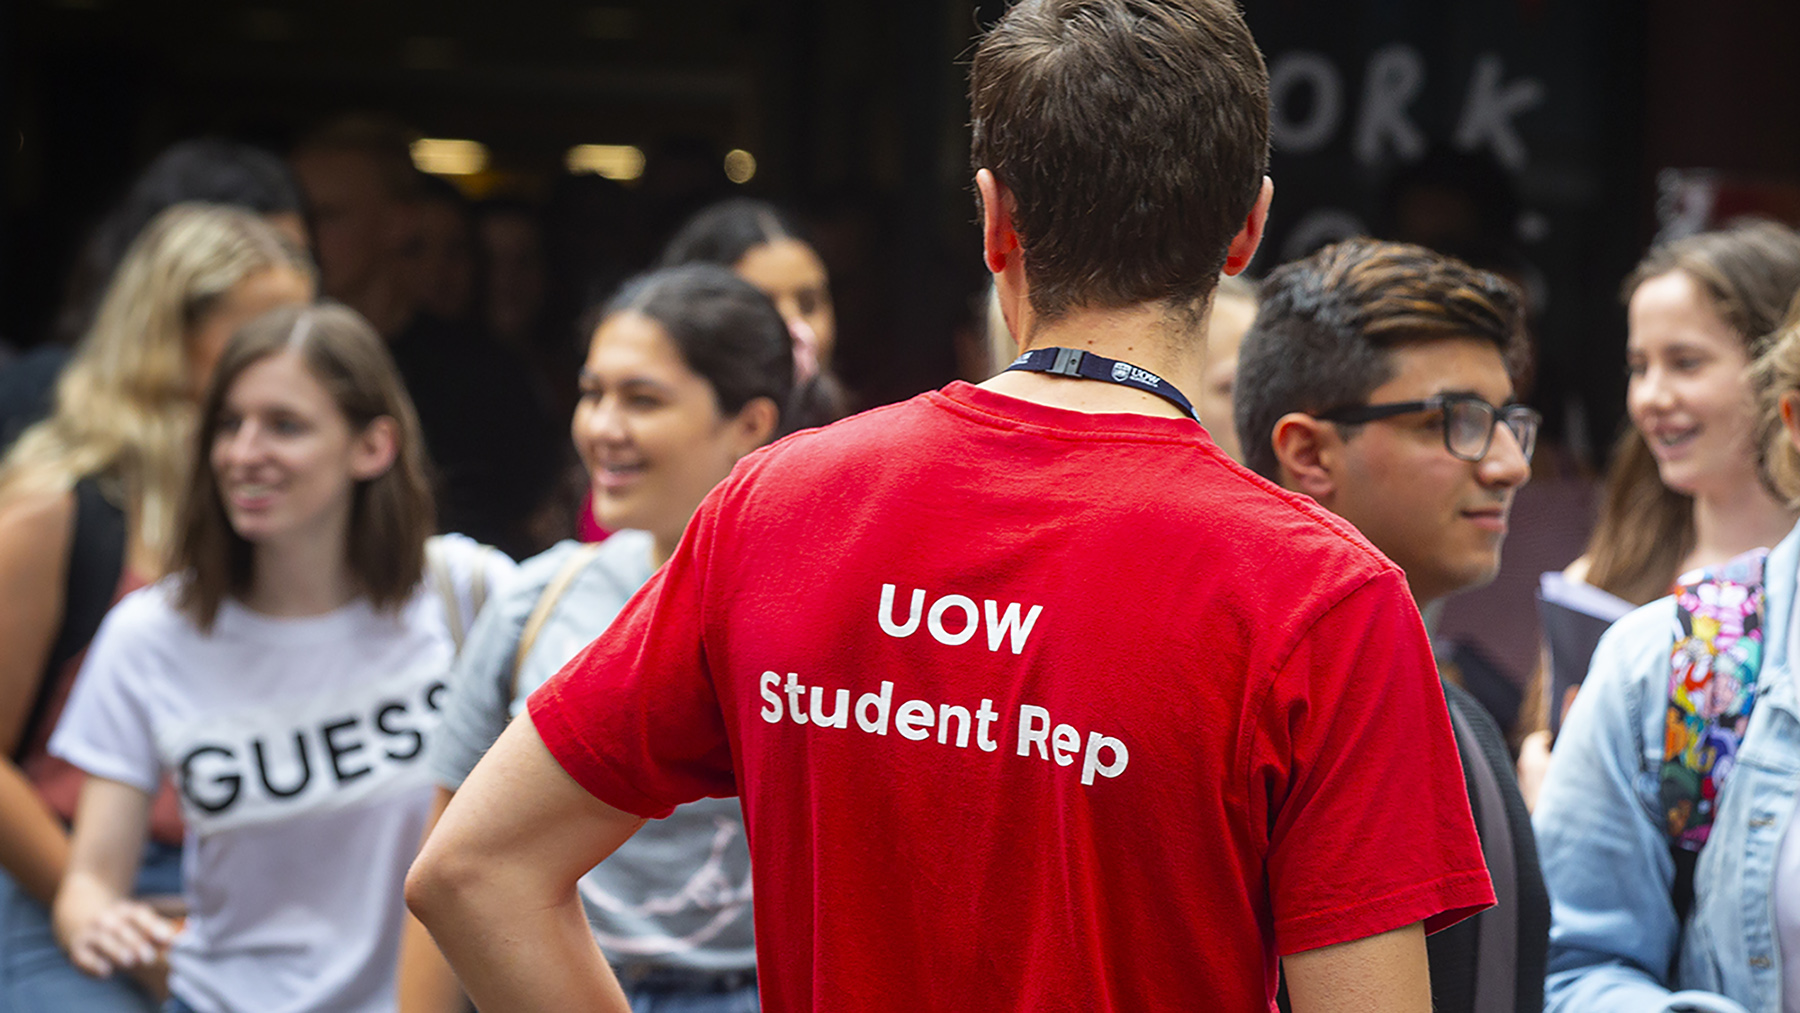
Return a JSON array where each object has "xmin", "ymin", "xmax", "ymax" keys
[{"xmin": 169, "ymin": 672, "xmax": 443, "ymax": 832}]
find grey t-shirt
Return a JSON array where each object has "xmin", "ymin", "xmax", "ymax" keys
[{"xmin": 429, "ymin": 532, "xmax": 754, "ymax": 974}]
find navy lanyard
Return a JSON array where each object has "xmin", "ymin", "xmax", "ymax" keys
[{"xmin": 1004, "ymin": 347, "xmax": 1199, "ymax": 422}]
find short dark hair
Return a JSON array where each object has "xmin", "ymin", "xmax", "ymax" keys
[
  {"xmin": 291, "ymin": 113, "xmax": 422, "ymax": 201},
  {"xmin": 176, "ymin": 302, "xmax": 435, "ymax": 630},
  {"xmin": 415, "ymin": 170, "xmax": 472, "ymax": 213},
  {"xmin": 603, "ymin": 264, "xmax": 822, "ymax": 435},
  {"xmin": 658, "ymin": 198, "xmax": 804, "ymax": 269},
  {"xmin": 969, "ymin": 0, "xmax": 1269, "ymax": 324},
  {"xmin": 1233, "ymin": 238, "xmax": 1529, "ymax": 480}
]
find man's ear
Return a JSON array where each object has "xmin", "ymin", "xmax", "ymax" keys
[
  {"xmin": 976, "ymin": 168, "xmax": 1019, "ymax": 276},
  {"xmin": 1269, "ymin": 411, "xmax": 1339, "ymax": 505},
  {"xmin": 1223, "ymin": 176, "xmax": 1274, "ymax": 277},
  {"xmin": 976, "ymin": 168, "xmax": 1031, "ymax": 348},
  {"xmin": 350, "ymin": 415, "xmax": 400, "ymax": 481}
]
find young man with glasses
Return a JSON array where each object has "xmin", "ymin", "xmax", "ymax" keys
[{"xmin": 1235, "ymin": 236, "xmax": 1548, "ymax": 1013}]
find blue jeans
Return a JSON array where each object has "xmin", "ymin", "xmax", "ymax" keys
[
  {"xmin": 161, "ymin": 971, "xmax": 758, "ymax": 1013},
  {"xmin": 0, "ymin": 841, "xmax": 181, "ymax": 1013},
  {"xmin": 625, "ymin": 982, "xmax": 759, "ymax": 1013}
]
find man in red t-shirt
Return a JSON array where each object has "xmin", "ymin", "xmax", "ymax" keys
[{"xmin": 407, "ymin": 2, "xmax": 1494, "ymax": 1010}]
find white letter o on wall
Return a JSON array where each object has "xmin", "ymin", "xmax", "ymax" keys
[{"xmin": 1268, "ymin": 51, "xmax": 1342, "ymax": 154}]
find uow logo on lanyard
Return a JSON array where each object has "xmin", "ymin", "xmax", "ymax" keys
[{"xmin": 1007, "ymin": 347, "xmax": 1199, "ymax": 421}]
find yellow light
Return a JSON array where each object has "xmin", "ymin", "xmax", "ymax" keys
[
  {"xmin": 565, "ymin": 144, "xmax": 646, "ymax": 181},
  {"xmin": 410, "ymin": 138, "xmax": 488, "ymax": 176},
  {"xmin": 724, "ymin": 149, "xmax": 757, "ymax": 184}
]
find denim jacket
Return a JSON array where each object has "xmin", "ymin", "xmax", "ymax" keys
[{"xmin": 1536, "ymin": 524, "xmax": 1800, "ymax": 1013}]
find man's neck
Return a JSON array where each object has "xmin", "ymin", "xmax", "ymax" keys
[{"xmin": 976, "ymin": 302, "xmax": 1204, "ymax": 420}]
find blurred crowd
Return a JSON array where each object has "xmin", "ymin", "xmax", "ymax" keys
[{"xmin": 2, "ymin": 9, "xmax": 1800, "ymax": 1011}]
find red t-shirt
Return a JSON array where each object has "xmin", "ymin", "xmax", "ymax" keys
[{"xmin": 531, "ymin": 382, "xmax": 1492, "ymax": 1011}]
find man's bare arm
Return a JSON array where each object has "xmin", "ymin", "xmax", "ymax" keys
[
  {"xmin": 405, "ymin": 715, "xmax": 646, "ymax": 1012},
  {"xmin": 1283, "ymin": 922, "xmax": 1432, "ymax": 1013},
  {"xmin": 397, "ymin": 787, "xmax": 464, "ymax": 1013}
]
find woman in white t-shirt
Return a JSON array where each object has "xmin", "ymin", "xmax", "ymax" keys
[{"xmin": 45, "ymin": 302, "xmax": 510, "ymax": 1013}]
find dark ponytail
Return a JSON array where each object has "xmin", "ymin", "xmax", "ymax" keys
[
  {"xmin": 783, "ymin": 372, "xmax": 848, "ymax": 433},
  {"xmin": 658, "ymin": 198, "xmax": 850, "ymax": 429},
  {"xmin": 658, "ymin": 198, "xmax": 801, "ymax": 269}
]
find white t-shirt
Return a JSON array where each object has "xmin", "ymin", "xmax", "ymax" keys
[{"xmin": 51, "ymin": 535, "xmax": 511, "ymax": 1013}]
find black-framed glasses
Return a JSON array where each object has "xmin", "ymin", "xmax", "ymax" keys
[{"xmin": 1317, "ymin": 394, "xmax": 1541, "ymax": 463}]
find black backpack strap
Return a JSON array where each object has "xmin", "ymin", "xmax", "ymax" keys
[
  {"xmin": 1447, "ymin": 692, "xmax": 1519, "ymax": 1013},
  {"xmin": 1670, "ymin": 846, "xmax": 1699, "ymax": 929},
  {"xmin": 1668, "ymin": 843, "xmax": 1698, "ymax": 983},
  {"xmin": 14, "ymin": 477, "xmax": 126, "ymax": 763}
]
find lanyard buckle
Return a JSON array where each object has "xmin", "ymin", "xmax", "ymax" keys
[{"xmin": 1049, "ymin": 347, "xmax": 1085, "ymax": 377}]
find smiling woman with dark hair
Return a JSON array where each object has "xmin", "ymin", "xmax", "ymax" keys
[{"xmin": 399, "ymin": 264, "xmax": 807, "ymax": 1013}]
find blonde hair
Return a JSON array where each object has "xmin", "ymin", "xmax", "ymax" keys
[
  {"xmin": 1754, "ymin": 295, "xmax": 1800, "ymax": 507},
  {"xmin": 0, "ymin": 203, "xmax": 311, "ymax": 572}
]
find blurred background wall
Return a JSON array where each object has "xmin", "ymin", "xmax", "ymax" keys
[{"xmin": 5, "ymin": 0, "xmax": 1799, "ymax": 452}]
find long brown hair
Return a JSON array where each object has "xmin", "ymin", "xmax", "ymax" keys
[
  {"xmin": 1582, "ymin": 220, "xmax": 1800, "ymax": 604},
  {"xmin": 1582, "ymin": 431, "xmax": 1694, "ymax": 605},
  {"xmin": 174, "ymin": 302, "xmax": 434, "ymax": 629}
]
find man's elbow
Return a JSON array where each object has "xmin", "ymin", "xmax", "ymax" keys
[{"xmin": 406, "ymin": 841, "xmax": 483, "ymax": 931}]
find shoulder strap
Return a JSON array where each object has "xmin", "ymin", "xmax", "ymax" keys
[
  {"xmin": 467, "ymin": 545, "xmax": 495, "ymax": 617},
  {"xmin": 1446, "ymin": 694, "xmax": 1518, "ymax": 1013},
  {"xmin": 511, "ymin": 543, "xmax": 604, "ymax": 701},
  {"xmin": 425, "ymin": 539, "xmax": 465, "ymax": 652},
  {"xmin": 427, "ymin": 539, "xmax": 507, "ymax": 656},
  {"xmin": 1661, "ymin": 547, "xmax": 1769, "ymax": 920},
  {"xmin": 19, "ymin": 478, "xmax": 126, "ymax": 763}
]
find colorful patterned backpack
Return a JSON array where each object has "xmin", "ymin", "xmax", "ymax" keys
[{"xmin": 1660, "ymin": 547, "xmax": 1769, "ymax": 920}]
